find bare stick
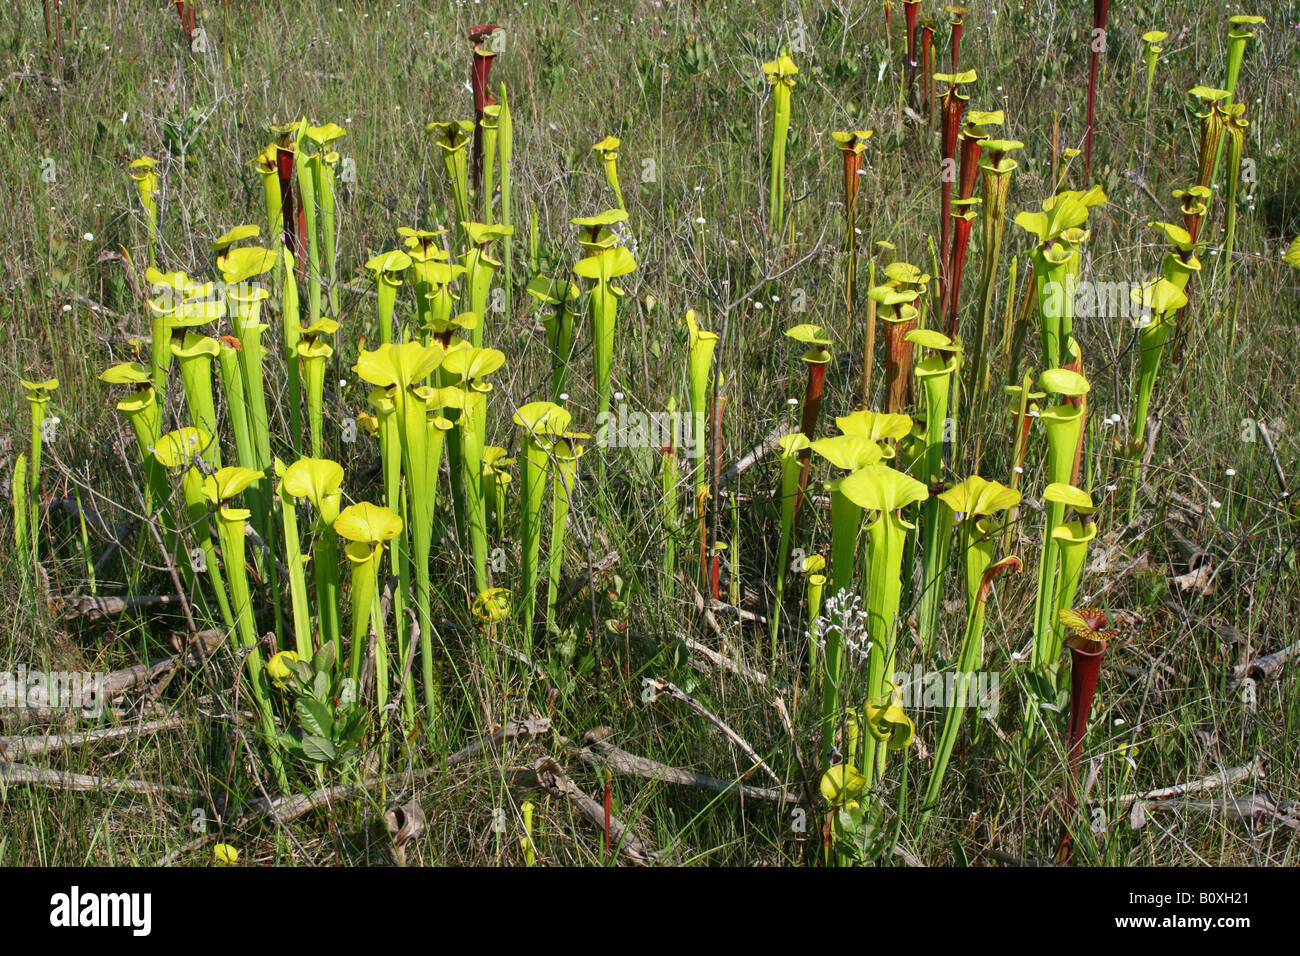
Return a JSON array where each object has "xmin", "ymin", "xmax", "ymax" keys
[
  {"xmin": 0, "ymin": 717, "xmax": 184, "ymax": 761},
  {"xmin": 507, "ymin": 756, "xmax": 661, "ymax": 864},
  {"xmin": 575, "ymin": 729, "xmax": 801, "ymax": 804},
  {"xmin": 1105, "ymin": 758, "xmax": 1264, "ymax": 809},
  {"xmin": 0, "ymin": 763, "xmax": 194, "ymax": 797},
  {"xmin": 1233, "ymin": 639, "xmax": 1300, "ymax": 686},
  {"xmin": 719, "ymin": 423, "xmax": 788, "ymax": 489},
  {"xmin": 644, "ymin": 677, "xmax": 785, "ymax": 791}
]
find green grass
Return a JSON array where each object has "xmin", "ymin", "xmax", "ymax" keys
[{"xmin": 0, "ymin": 0, "xmax": 1297, "ymax": 866}]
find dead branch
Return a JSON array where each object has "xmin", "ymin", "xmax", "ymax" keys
[
  {"xmin": 1232, "ymin": 638, "xmax": 1300, "ymax": 687},
  {"xmin": 506, "ymin": 756, "xmax": 662, "ymax": 864},
  {"xmin": 1105, "ymin": 758, "xmax": 1265, "ymax": 809},
  {"xmin": 644, "ymin": 677, "xmax": 785, "ymax": 791},
  {"xmin": 0, "ymin": 717, "xmax": 184, "ymax": 761},
  {"xmin": 719, "ymin": 423, "xmax": 788, "ymax": 489},
  {"xmin": 574, "ymin": 729, "xmax": 801, "ymax": 804},
  {"xmin": 0, "ymin": 762, "xmax": 194, "ymax": 797}
]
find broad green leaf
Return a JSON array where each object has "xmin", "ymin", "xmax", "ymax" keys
[
  {"xmin": 462, "ymin": 221, "xmax": 515, "ymax": 246},
  {"xmin": 152, "ymin": 427, "xmax": 211, "ymax": 469},
  {"xmin": 836, "ymin": 410, "xmax": 913, "ymax": 443},
  {"xmin": 939, "ymin": 475, "xmax": 1021, "ymax": 516},
  {"xmin": 514, "ymin": 401, "xmax": 571, "ymax": 436},
  {"xmin": 99, "ymin": 362, "xmax": 150, "ymax": 386},
  {"xmin": 217, "ymin": 245, "xmax": 277, "ymax": 283},
  {"xmin": 1038, "ymin": 367, "xmax": 1091, "ymax": 396},
  {"xmin": 933, "ymin": 69, "xmax": 977, "ymax": 85},
  {"xmin": 365, "ymin": 249, "xmax": 412, "ymax": 273},
  {"xmin": 905, "ymin": 328, "xmax": 960, "ymax": 352},
  {"xmin": 441, "ymin": 346, "xmax": 506, "ymax": 382},
  {"xmin": 211, "ymin": 224, "xmax": 260, "ymax": 251},
  {"xmin": 282, "ymin": 458, "xmax": 344, "ymax": 509},
  {"xmin": 333, "ymin": 501, "xmax": 403, "ymax": 544},
  {"xmin": 573, "ymin": 245, "xmax": 637, "ymax": 281},
  {"xmin": 171, "ymin": 331, "xmax": 220, "ymax": 359},
  {"xmin": 811, "ymin": 435, "xmax": 884, "ymax": 472},
  {"xmin": 1283, "ymin": 235, "xmax": 1300, "ymax": 269},
  {"xmin": 353, "ymin": 341, "xmax": 444, "ymax": 389},
  {"xmin": 570, "ymin": 209, "xmax": 628, "ymax": 229},
  {"xmin": 837, "ymin": 464, "xmax": 929, "ymax": 513},
  {"xmin": 201, "ymin": 466, "xmax": 264, "ymax": 504},
  {"xmin": 301, "ymin": 735, "xmax": 337, "ymax": 762},
  {"xmin": 776, "ymin": 432, "xmax": 811, "ymax": 458},
  {"xmin": 1130, "ymin": 277, "xmax": 1188, "ymax": 315},
  {"xmin": 1044, "ymin": 482, "xmax": 1095, "ymax": 514},
  {"xmin": 762, "ymin": 53, "xmax": 799, "ymax": 84},
  {"xmin": 784, "ymin": 323, "xmax": 831, "ymax": 346}
]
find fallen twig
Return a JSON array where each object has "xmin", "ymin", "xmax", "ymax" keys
[
  {"xmin": 644, "ymin": 677, "xmax": 785, "ymax": 791},
  {"xmin": 1105, "ymin": 758, "xmax": 1264, "ymax": 809},
  {"xmin": 574, "ymin": 728, "xmax": 801, "ymax": 804},
  {"xmin": 52, "ymin": 592, "xmax": 188, "ymax": 623},
  {"xmin": 1128, "ymin": 792, "xmax": 1298, "ymax": 831},
  {"xmin": 0, "ymin": 762, "xmax": 194, "ymax": 797},
  {"xmin": 719, "ymin": 423, "xmax": 788, "ymax": 489},
  {"xmin": 507, "ymin": 756, "xmax": 662, "ymax": 864},
  {"xmin": 445, "ymin": 718, "xmax": 553, "ymax": 764},
  {"xmin": 678, "ymin": 632, "xmax": 785, "ymax": 689},
  {"xmin": 0, "ymin": 716, "xmax": 184, "ymax": 761},
  {"xmin": 1232, "ymin": 638, "xmax": 1300, "ymax": 687}
]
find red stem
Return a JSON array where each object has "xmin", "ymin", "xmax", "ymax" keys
[
  {"xmin": 841, "ymin": 150, "xmax": 861, "ymax": 214},
  {"xmin": 789, "ymin": 358, "xmax": 827, "ymax": 545},
  {"xmin": 903, "ymin": 1, "xmax": 920, "ymax": 88},
  {"xmin": 884, "ymin": 317, "xmax": 917, "ymax": 413},
  {"xmin": 920, "ymin": 27, "xmax": 934, "ymax": 112},
  {"xmin": 276, "ymin": 146, "xmax": 298, "ymax": 262},
  {"xmin": 1083, "ymin": 0, "xmax": 1111, "ymax": 185},
  {"xmin": 468, "ymin": 25, "xmax": 500, "ymax": 209},
  {"xmin": 938, "ymin": 90, "xmax": 965, "ymax": 311},
  {"xmin": 173, "ymin": 2, "xmax": 194, "ymax": 36},
  {"xmin": 957, "ymin": 135, "xmax": 981, "ymax": 202},
  {"xmin": 1058, "ymin": 642, "xmax": 1105, "ymax": 864},
  {"xmin": 946, "ymin": 214, "xmax": 975, "ymax": 339}
]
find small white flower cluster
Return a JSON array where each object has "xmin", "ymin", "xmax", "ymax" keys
[
  {"xmin": 613, "ymin": 221, "xmax": 638, "ymax": 258},
  {"xmin": 810, "ymin": 588, "xmax": 873, "ymax": 666}
]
